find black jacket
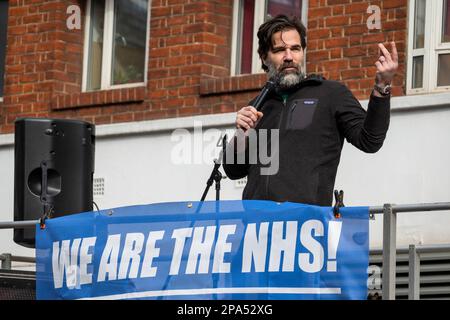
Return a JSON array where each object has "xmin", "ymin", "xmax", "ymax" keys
[{"xmin": 223, "ymin": 75, "xmax": 390, "ymax": 206}]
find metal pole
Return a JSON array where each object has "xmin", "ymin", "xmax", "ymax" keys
[
  {"xmin": 371, "ymin": 244, "xmax": 450, "ymax": 255},
  {"xmin": 0, "ymin": 220, "xmax": 39, "ymax": 229},
  {"xmin": 370, "ymin": 202, "xmax": 450, "ymax": 214},
  {"xmin": 382, "ymin": 203, "xmax": 396, "ymax": 300},
  {"xmin": 0, "ymin": 253, "xmax": 12, "ymax": 270},
  {"xmin": 392, "ymin": 202, "xmax": 450, "ymax": 213},
  {"xmin": 9, "ymin": 256, "xmax": 35, "ymax": 263},
  {"xmin": 408, "ymin": 244, "xmax": 420, "ymax": 300}
]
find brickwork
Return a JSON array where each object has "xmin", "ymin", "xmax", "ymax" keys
[
  {"xmin": 0, "ymin": 0, "xmax": 408, "ymax": 134},
  {"xmin": 307, "ymin": 0, "xmax": 407, "ymax": 97}
]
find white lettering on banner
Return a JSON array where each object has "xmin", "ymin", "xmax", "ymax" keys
[
  {"xmin": 327, "ymin": 221, "xmax": 343, "ymax": 272},
  {"xmin": 269, "ymin": 221, "xmax": 297, "ymax": 272},
  {"xmin": 79, "ymin": 237, "xmax": 96, "ymax": 286},
  {"xmin": 52, "ymin": 237, "xmax": 96, "ymax": 289},
  {"xmin": 66, "ymin": 238, "xmax": 81, "ymax": 289},
  {"xmin": 141, "ymin": 231, "xmax": 165, "ymax": 278},
  {"xmin": 118, "ymin": 233, "xmax": 145, "ymax": 280},
  {"xmin": 49, "ymin": 219, "xmax": 344, "ymax": 289},
  {"xmin": 212, "ymin": 225, "xmax": 236, "ymax": 273},
  {"xmin": 186, "ymin": 226, "xmax": 217, "ymax": 274},
  {"xmin": 97, "ymin": 234, "xmax": 121, "ymax": 282},
  {"xmin": 52, "ymin": 239, "xmax": 77, "ymax": 289},
  {"xmin": 170, "ymin": 228, "xmax": 193, "ymax": 275},
  {"xmin": 242, "ymin": 223, "xmax": 269, "ymax": 273},
  {"xmin": 298, "ymin": 220, "xmax": 325, "ymax": 273}
]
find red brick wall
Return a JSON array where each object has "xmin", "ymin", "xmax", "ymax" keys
[
  {"xmin": 1, "ymin": 0, "xmax": 87, "ymax": 133},
  {"xmin": 0, "ymin": 0, "xmax": 408, "ymax": 134},
  {"xmin": 307, "ymin": 0, "xmax": 407, "ymax": 97}
]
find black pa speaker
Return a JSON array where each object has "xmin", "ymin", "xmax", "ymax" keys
[{"xmin": 14, "ymin": 118, "xmax": 95, "ymax": 248}]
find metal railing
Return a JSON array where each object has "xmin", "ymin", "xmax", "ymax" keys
[
  {"xmin": 406, "ymin": 243, "xmax": 450, "ymax": 300},
  {"xmin": 0, "ymin": 220, "xmax": 39, "ymax": 229},
  {"xmin": 1, "ymin": 202, "xmax": 450, "ymax": 300},
  {"xmin": 369, "ymin": 202, "xmax": 450, "ymax": 300},
  {"xmin": 369, "ymin": 243, "xmax": 450, "ymax": 300},
  {"xmin": 0, "ymin": 253, "xmax": 35, "ymax": 269}
]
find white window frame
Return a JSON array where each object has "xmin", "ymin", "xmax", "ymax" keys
[
  {"xmin": 0, "ymin": 0, "xmax": 8, "ymax": 102},
  {"xmin": 230, "ymin": 0, "xmax": 308, "ymax": 76},
  {"xmin": 407, "ymin": 0, "xmax": 450, "ymax": 94},
  {"xmin": 82, "ymin": 0, "xmax": 151, "ymax": 92}
]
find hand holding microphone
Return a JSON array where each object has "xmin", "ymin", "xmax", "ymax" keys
[
  {"xmin": 235, "ymin": 76, "xmax": 279, "ymax": 132},
  {"xmin": 236, "ymin": 106, "xmax": 263, "ymax": 131}
]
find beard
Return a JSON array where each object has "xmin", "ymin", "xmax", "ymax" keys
[{"xmin": 267, "ymin": 61, "xmax": 305, "ymax": 90}]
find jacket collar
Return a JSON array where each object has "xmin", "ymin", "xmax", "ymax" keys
[{"xmin": 271, "ymin": 73, "xmax": 325, "ymax": 98}]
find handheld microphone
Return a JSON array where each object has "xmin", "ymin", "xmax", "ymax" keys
[{"xmin": 253, "ymin": 76, "xmax": 280, "ymax": 111}]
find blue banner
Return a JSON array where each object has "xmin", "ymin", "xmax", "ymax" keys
[{"xmin": 36, "ymin": 200, "xmax": 369, "ymax": 300}]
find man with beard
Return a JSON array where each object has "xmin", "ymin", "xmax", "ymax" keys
[{"xmin": 223, "ymin": 15, "xmax": 398, "ymax": 206}]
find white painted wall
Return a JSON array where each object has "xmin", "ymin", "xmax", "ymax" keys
[
  {"xmin": 1, "ymin": 93, "xmax": 450, "ymax": 264},
  {"xmin": 336, "ymin": 106, "xmax": 450, "ymax": 248}
]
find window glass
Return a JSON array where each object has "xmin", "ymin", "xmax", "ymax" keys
[
  {"xmin": 443, "ymin": 0, "xmax": 450, "ymax": 43},
  {"xmin": 267, "ymin": 0, "xmax": 302, "ymax": 20},
  {"xmin": 111, "ymin": 0, "xmax": 148, "ymax": 85},
  {"xmin": 413, "ymin": 0, "xmax": 426, "ymax": 49},
  {"xmin": 412, "ymin": 56, "xmax": 424, "ymax": 89},
  {"xmin": 238, "ymin": 0, "xmax": 255, "ymax": 74},
  {"xmin": 86, "ymin": 0, "xmax": 148, "ymax": 91},
  {"xmin": 437, "ymin": 53, "xmax": 450, "ymax": 86},
  {"xmin": 236, "ymin": 0, "xmax": 303, "ymax": 75}
]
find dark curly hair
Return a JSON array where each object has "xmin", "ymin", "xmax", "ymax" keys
[{"xmin": 257, "ymin": 15, "xmax": 307, "ymax": 72}]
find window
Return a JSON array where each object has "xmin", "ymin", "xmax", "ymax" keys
[
  {"xmin": 231, "ymin": 0, "xmax": 308, "ymax": 76},
  {"xmin": 0, "ymin": 0, "xmax": 9, "ymax": 101},
  {"xmin": 82, "ymin": 0, "xmax": 150, "ymax": 92},
  {"xmin": 407, "ymin": 0, "xmax": 450, "ymax": 93}
]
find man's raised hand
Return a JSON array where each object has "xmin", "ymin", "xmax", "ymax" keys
[{"xmin": 375, "ymin": 41, "xmax": 398, "ymax": 84}]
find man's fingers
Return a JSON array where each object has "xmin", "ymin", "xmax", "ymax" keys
[
  {"xmin": 236, "ymin": 119, "xmax": 251, "ymax": 130},
  {"xmin": 238, "ymin": 106, "xmax": 259, "ymax": 119},
  {"xmin": 238, "ymin": 115, "xmax": 256, "ymax": 128},
  {"xmin": 375, "ymin": 61, "xmax": 385, "ymax": 72},
  {"xmin": 235, "ymin": 105, "xmax": 260, "ymax": 130},
  {"xmin": 391, "ymin": 41, "xmax": 399, "ymax": 64},
  {"xmin": 374, "ymin": 42, "xmax": 398, "ymax": 84},
  {"xmin": 254, "ymin": 112, "xmax": 264, "ymax": 127},
  {"xmin": 240, "ymin": 115, "xmax": 254, "ymax": 126},
  {"xmin": 240, "ymin": 110, "xmax": 257, "ymax": 122},
  {"xmin": 235, "ymin": 106, "xmax": 263, "ymax": 130},
  {"xmin": 244, "ymin": 106, "xmax": 258, "ymax": 115},
  {"xmin": 378, "ymin": 43, "xmax": 392, "ymax": 63}
]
